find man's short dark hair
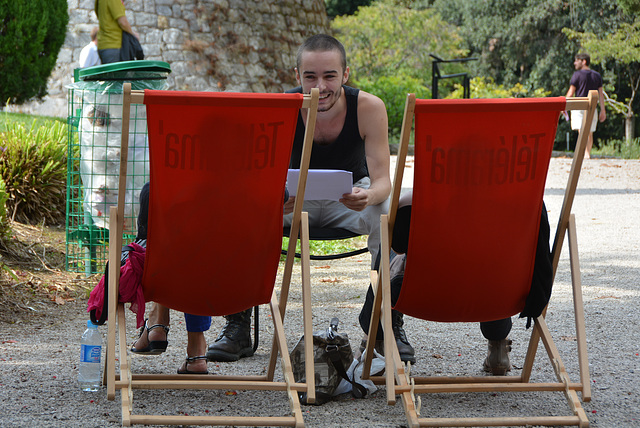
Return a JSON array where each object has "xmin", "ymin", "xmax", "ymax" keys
[
  {"xmin": 296, "ymin": 34, "xmax": 347, "ymax": 72},
  {"xmin": 90, "ymin": 26, "xmax": 99, "ymax": 41},
  {"xmin": 575, "ymin": 53, "xmax": 591, "ymax": 66}
]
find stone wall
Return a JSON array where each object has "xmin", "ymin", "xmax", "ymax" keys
[{"xmin": 10, "ymin": 0, "xmax": 330, "ymax": 117}]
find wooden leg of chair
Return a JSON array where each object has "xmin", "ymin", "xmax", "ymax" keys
[
  {"xmin": 269, "ymin": 292, "xmax": 305, "ymax": 426},
  {"xmin": 279, "ymin": 213, "xmax": 301, "ymax": 319},
  {"xmin": 378, "ymin": 217, "xmax": 418, "ymax": 425},
  {"xmin": 383, "ymin": 291, "xmax": 396, "ymax": 405},
  {"xmin": 362, "ymin": 273, "xmax": 381, "ymax": 380},
  {"xmin": 268, "ymin": 215, "xmax": 303, "ymax": 379},
  {"xmin": 391, "ymin": 333, "xmax": 419, "ymax": 427},
  {"xmin": 299, "ymin": 212, "xmax": 315, "ymax": 404},
  {"xmin": 388, "ymin": 327, "xmax": 421, "ymax": 425},
  {"xmin": 521, "ymin": 324, "xmax": 540, "ymax": 383},
  {"xmin": 536, "ymin": 316, "xmax": 589, "ymax": 426},
  {"xmin": 377, "ymin": 223, "xmax": 418, "ymax": 421},
  {"xmin": 106, "ymin": 207, "xmax": 120, "ymax": 401},
  {"xmin": 267, "ymin": 334, "xmax": 279, "ymax": 381},
  {"xmin": 378, "ymin": 215, "xmax": 397, "ymax": 405},
  {"xmin": 117, "ymin": 304, "xmax": 132, "ymax": 426},
  {"xmin": 370, "ymin": 270, "xmax": 378, "ymax": 286},
  {"xmin": 363, "ymin": 217, "xmax": 392, "ymax": 381},
  {"xmin": 568, "ymin": 214, "xmax": 591, "ymax": 402},
  {"xmin": 536, "ymin": 316, "xmax": 566, "ymax": 381}
]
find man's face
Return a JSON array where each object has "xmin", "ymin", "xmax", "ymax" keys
[
  {"xmin": 296, "ymin": 49, "xmax": 349, "ymax": 112},
  {"xmin": 574, "ymin": 58, "xmax": 587, "ymax": 70}
]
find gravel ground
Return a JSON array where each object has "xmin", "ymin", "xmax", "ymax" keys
[{"xmin": 1, "ymin": 157, "xmax": 639, "ymax": 427}]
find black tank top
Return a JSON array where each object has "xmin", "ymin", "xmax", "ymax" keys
[{"xmin": 287, "ymin": 85, "xmax": 368, "ymax": 183}]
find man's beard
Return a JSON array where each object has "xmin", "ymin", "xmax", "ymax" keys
[{"xmin": 317, "ymin": 89, "xmax": 341, "ymax": 112}]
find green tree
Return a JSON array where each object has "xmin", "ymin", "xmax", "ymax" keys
[
  {"xmin": 333, "ymin": 0, "xmax": 466, "ymax": 82},
  {"xmin": 617, "ymin": 0, "xmax": 640, "ymax": 14},
  {"xmin": 331, "ymin": 0, "xmax": 466, "ymax": 135},
  {"xmin": 433, "ymin": 0, "xmax": 636, "ymax": 144},
  {"xmin": 432, "ymin": 0, "xmax": 624, "ymax": 95},
  {"xmin": 564, "ymin": 19, "xmax": 640, "ymax": 141},
  {"xmin": 0, "ymin": 1, "xmax": 69, "ymax": 106}
]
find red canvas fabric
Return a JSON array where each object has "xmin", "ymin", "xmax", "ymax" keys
[
  {"xmin": 394, "ymin": 97, "xmax": 565, "ymax": 322},
  {"xmin": 141, "ymin": 90, "xmax": 303, "ymax": 316}
]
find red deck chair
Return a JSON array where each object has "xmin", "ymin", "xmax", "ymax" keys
[
  {"xmin": 363, "ymin": 91, "xmax": 598, "ymax": 427},
  {"xmin": 104, "ymin": 84, "xmax": 319, "ymax": 426}
]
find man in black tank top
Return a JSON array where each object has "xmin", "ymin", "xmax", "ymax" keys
[{"xmin": 207, "ymin": 34, "xmax": 415, "ymax": 364}]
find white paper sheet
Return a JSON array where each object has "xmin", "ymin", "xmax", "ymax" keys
[{"xmin": 287, "ymin": 169, "xmax": 353, "ymax": 201}]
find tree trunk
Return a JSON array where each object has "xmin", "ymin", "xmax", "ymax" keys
[{"xmin": 625, "ymin": 113, "xmax": 635, "ymax": 142}]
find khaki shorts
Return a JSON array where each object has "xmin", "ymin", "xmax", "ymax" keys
[{"xmin": 571, "ymin": 110, "xmax": 597, "ymax": 132}]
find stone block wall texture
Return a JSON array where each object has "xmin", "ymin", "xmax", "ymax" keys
[{"xmin": 11, "ymin": 0, "xmax": 330, "ymax": 117}]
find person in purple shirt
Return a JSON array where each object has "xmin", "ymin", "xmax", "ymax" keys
[{"xmin": 565, "ymin": 53, "xmax": 606, "ymax": 159}]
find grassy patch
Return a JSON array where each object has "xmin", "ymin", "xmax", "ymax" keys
[
  {"xmin": 281, "ymin": 235, "xmax": 368, "ymax": 261},
  {"xmin": 0, "ymin": 111, "xmax": 65, "ymax": 130},
  {"xmin": 593, "ymin": 138, "xmax": 640, "ymax": 159}
]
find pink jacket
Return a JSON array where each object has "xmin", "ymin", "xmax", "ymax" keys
[{"xmin": 87, "ymin": 242, "xmax": 146, "ymax": 328}]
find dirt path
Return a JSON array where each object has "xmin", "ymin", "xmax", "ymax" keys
[{"xmin": 1, "ymin": 157, "xmax": 639, "ymax": 427}]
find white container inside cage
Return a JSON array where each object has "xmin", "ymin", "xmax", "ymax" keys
[{"xmin": 77, "ymin": 90, "xmax": 150, "ymax": 233}]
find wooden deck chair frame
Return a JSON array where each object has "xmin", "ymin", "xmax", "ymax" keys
[
  {"xmin": 103, "ymin": 84, "xmax": 319, "ymax": 426},
  {"xmin": 362, "ymin": 90, "xmax": 598, "ymax": 427}
]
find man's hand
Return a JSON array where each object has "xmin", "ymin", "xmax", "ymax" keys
[
  {"xmin": 339, "ymin": 187, "xmax": 370, "ymax": 212},
  {"xmin": 599, "ymin": 109, "xmax": 606, "ymax": 122},
  {"xmin": 284, "ymin": 196, "xmax": 295, "ymax": 215}
]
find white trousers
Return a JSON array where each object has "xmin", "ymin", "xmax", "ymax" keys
[
  {"xmin": 283, "ymin": 177, "xmax": 390, "ymax": 268},
  {"xmin": 571, "ymin": 109, "xmax": 597, "ymax": 132}
]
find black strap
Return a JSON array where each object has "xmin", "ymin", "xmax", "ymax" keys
[
  {"xmin": 325, "ymin": 345, "xmax": 368, "ymax": 398},
  {"xmin": 90, "ymin": 259, "xmax": 110, "ymax": 326}
]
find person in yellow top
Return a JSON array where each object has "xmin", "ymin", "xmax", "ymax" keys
[{"xmin": 94, "ymin": 0, "xmax": 138, "ymax": 64}]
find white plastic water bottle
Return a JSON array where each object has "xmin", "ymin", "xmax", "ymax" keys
[{"xmin": 78, "ymin": 320, "xmax": 102, "ymax": 391}]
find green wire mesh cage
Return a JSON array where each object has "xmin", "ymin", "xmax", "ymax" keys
[{"xmin": 65, "ymin": 61, "xmax": 171, "ymax": 275}]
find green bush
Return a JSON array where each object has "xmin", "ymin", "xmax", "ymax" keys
[
  {"xmin": 447, "ymin": 77, "xmax": 551, "ymax": 99},
  {"xmin": 332, "ymin": 1, "xmax": 466, "ymax": 83},
  {"xmin": 355, "ymin": 75, "xmax": 430, "ymax": 140},
  {"xmin": 0, "ymin": 1, "xmax": 69, "ymax": 105},
  {"xmin": 0, "ymin": 120, "xmax": 68, "ymax": 224},
  {"xmin": 593, "ymin": 138, "xmax": 640, "ymax": 159}
]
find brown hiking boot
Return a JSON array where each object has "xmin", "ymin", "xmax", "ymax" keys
[
  {"xmin": 483, "ymin": 339, "xmax": 512, "ymax": 375},
  {"xmin": 206, "ymin": 309, "xmax": 253, "ymax": 362}
]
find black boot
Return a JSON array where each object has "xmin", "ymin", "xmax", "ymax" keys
[
  {"xmin": 392, "ymin": 310, "xmax": 416, "ymax": 364},
  {"xmin": 206, "ymin": 309, "xmax": 253, "ymax": 362}
]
